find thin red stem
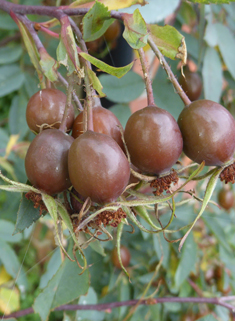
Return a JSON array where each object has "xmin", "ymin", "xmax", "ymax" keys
[
  {"xmin": 138, "ymin": 47, "xmax": 155, "ymax": 106},
  {"xmin": 38, "ymin": 25, "xmax": 60, "ymax": 39}
]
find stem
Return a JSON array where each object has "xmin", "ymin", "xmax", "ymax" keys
[
  {"xmin": 0, "ymin": 0, "xmax": 123, "ymax": 20},
  {"xmin": 57, "ymin": 73, "xmax": 83, "ymax": 111},
  {"xmin": 148, "ymin": 36, "xmax": 191, "ymax": 107},
  {"xmin": 82, "ymin": 58, "xmax": 94, "ymax": 132},
  {"xmin": 69, "ymin": 17, "xmax": 101, "ymax": 108},
  {"xmin": 38, "ymin": 25, "xmax": 60, "ymax": 39},
  {"xmin": 59, "ymin": 75, "xmax": 73, "ymax": 132},
  {"xmin": 2, "ymin": 296, "xmax": 235, "ymax": 319},
  {"xmin": 138, "ymin": 47, "xmax": 155, "ymax": 106}
]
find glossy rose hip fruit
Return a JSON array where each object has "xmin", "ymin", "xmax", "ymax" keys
[
  {"xmin": 25, "ymin": 129, "xmax": 74, "ymax": 195},
  {"xmin": 178, "ymin": 100, "xmax": 235, "ymax": 166},
  {"xmin": 179, "ymin": 69, "xmax": 202, "ymax": 101},
  {"xmin": 111, "ymin": 245, "xmax": 131, "ymax": 269},
  {"xmin": 68, "ymin": 130, "xmax": 130, "ymax": 204},
  {"xmin": 218, "ymin": 188, "xmax": 234, "ymax": 210},
  {"xmin": 72, "ymin": 106, "xmax": 124, "ymax": 149},
  {"xmin": 26, "ymin": 88, "xmax": 74, "ymax": 133},
  {"xmin": 124, "ymin": 106, "xmax": 183, "ymax": 175}
]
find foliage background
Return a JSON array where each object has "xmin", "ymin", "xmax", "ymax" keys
[{"xmin": 1, "ymin": 1, "xmax": 235, "ymax": 320}]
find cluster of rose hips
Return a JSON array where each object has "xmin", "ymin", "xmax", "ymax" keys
[{"xmin": 24, "ymin": 68, "xmax": 235, "ymax": 226}]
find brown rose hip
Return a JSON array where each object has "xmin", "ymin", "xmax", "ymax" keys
[
  {"xmin": 124, "ymin": 106, "xmax": 183, "ymax": 175},
  {"xmin": 26, "ymin": 88, "xmax": 74, "ymax": 133},
  {"xmin": 25, "ymin": 129, "xmax": 74, "ymax": 195},
  {"xmin": 72, "ymin": 105, "xmax": 124, "ymax": 149},
  {"xmin": 178, "ymin": 100, "xmax": 235, "ymax": 166},
  {"xmin": 68, "ymin": 130, "xmax": 130, "ymax": 204}
]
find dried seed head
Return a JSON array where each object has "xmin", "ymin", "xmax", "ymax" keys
[
  {"xmin": 220, "ymin": 162, "xmax": 235, "ymax": 184},
  {"xmin": 150, "ymin": 170, "xmax": 178, "ymax": 196}
]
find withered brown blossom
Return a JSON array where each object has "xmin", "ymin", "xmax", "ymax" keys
[
  {"xmin": 25, "ymin": 191, "xmax": 47, "ymax": 215},
  {"xmin": 220, "ymin": 162, "xmax": 235, "ymax": 184},
  {"xmin": 72, "ymin": 208, "xmax": 127, "ymax": 233},
  {"xmin": 150, "ymin": 170, "xmax": 178, "ymax": 196}
]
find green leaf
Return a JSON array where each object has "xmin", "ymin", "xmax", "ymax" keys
[
  {"xmin": 120, "ymin": 0, "xmax": 180, "ymax": 24},
  {"xmin": 87, "ymin": 68, "xmax": 106, "ymax": 97},
  {"xmin": 0, "ymin": 220, "xmax": 22, "ymax": 243},
  {"xmin": 13, "ymin": 194, "xmax": 41, "ymax": 235},
  {"xmin": 204, "ymin": 22, "xmax": 218, "ymax": 47},
  {"xmin": 0, "ymin": 13, "xmax": 18, "ymax": 30},
  {"xmin": 99, "ymin": 71, "xmax": 144, "ymax": 103},
  {"xmin": 39, "ymin": 249, "xmax": 62, "ymax": 289},
  {"xmin": 152, "ymin": 65, "xmax": 184, "ymax": 120},
  {"xmin": 203, "ymin": 213, "xmax": 232, "ymax": 253},
  {"xmin": 79, "ymin": 52, "xmax": 133, "ymax": 78},
  {"xmin": 88, "ymin": 240, "xmax": 106, "ymax": 257},
  {"xmin": 179, "ymin": 167, "xmax": 222, "ymax": 251},
  {"xmin": 215, "ymin": 23, "xmax": 235, "ymax": 80},
  {"xmin": 175, "ymin": 232, "xmax": 197, "ymax": 288},
  {"xmin": 0, "ymin": 64, "xmax": 25, "ymax": 98},
  {"xmin": 122, "ymin": 9, "xmax": 148, "ymax": 49},
  {"xmin": 0, "ymin": 45, "xmax": 22, "ymax": 65},
  {"xmin": 0, "ymin": 129, "xmax": 9, "ymax": 157},
  {"xmin": 202, "ymin": 47, "xmax": 223, "ymax": 103},
  {"xmin": 10, "ymin": 14, "xmax": 44, "ymax": 85},
  {"xmin": 153, "ymin": 233, "xmax": 169, "ymax": 269},
  {"xmin": 82, "ymin": 1, "xmax": 114, "ymax": 42},
  {"xmin": 0, "ymin": 238, "xmax": 27, "ymax": 289},
  {"xmin": 109, "ymin": 104, "xmax": 131, "ymax": 128},
  {"xmin": 39, "ymin": 48, "xmax": 59, "ymax": 82},
  {"xmin": 188, "ymin": 0, "xmax": 231, "ymax": 3},
  {"xmin": 33, "ymin": 254, "xmax": 89, "ymax": 321},
  {"xmin": 116, "ymin": 221, "xmax": 130, "ymax": 279},
  {"xmin": 196, "ymin": 315, "xmax": 218, "ymax": 321},
  {"xmin": 8, "ymin": 93, "xmax": 29, "ymax": 139},
  {"xmin": 77, "ymin": 287, "xmax": 105, "ymax": 321},
  {"xmin": 149, "ymin": 24, "xmax": 186, "ymax": 64}
]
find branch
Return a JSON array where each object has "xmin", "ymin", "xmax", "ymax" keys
[
  {"xmin": 147, "ymin": 36, "xmax": 191, "ymax": 107},
  {"xmin": 2, "ymin": 296, "xmax": 235, "ymax": 319},
  {"xmin": 138, "ymin": 47, "xmax": 155, "ymax": 107},
  {"xmin": 0, "ymin": 0, "xmax": 123, "ymax": 20}
]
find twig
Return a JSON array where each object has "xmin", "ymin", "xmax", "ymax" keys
[
  {"xmin": 57, "ymin": 73, "xmax": 83, "ymax": 111},
  {"xmin": 82, "ymin": 58, "xmax": 94, "ymax": 132},
  {"xmin": 0, "ymin": 0, "xmax": 123, "ymax": 20},
  {"xmin": 147, "ymin": 36, "xmax": 191, "ymax": 107},
  {"xmin": 59, "ymin": 74, "xmax": 74, "ymax": 132},
  {"xmin": 138, "ymin": 47, "xmax": 155, "ymax": 106},
  {"xmin": 1, "ymin": 296, "xmax": 235, "ymax": 319},
  {"xmin": 0, "ymin": 32, "xmax": 21, "ymax": 47}
]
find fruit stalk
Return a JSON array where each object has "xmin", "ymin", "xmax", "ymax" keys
[
  {"xmin": 138, "ymin": 47, "xmax": 155, "ymax": 106},
  {"xmin": 57, "ymin": 73, "xmax": 83, "ymax": 111},
  {"xmin": 148, "ymin": 36, "xmax": 191, "ymax": 107},
  {"xmin": 82, "ymin": 59, "xmax": 94, "ymax": 132},
  {"xmin": 59, "ymin": 75, "xmax": 74, "ymax": 132}
]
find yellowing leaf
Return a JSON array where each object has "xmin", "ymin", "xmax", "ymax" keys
[
  {"xmin": 149, "ymin": 24, "xmax": 187, "ymax": 64},
  {"xmin": 0, "ymin": 287, "xmax": 20, "ymax": 314},
  {"xmin": 101, "ymin": 0, "xmax": 147, "ymax": 10},
  {"xmin": 5, "ymin": 135, "xmax": 19, "ymax": 158},
  {"xmin": 70, "ymin": 0, "xmax": 147, "ymax": 10},
  {"xmin": 0, "ymin": 267, "xmax": 11, "ymax": 286}
]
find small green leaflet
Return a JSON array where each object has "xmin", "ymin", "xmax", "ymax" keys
[
  {"xmin": 79, "ymin": 52, "xmax": 133, "ymax": 78},
  {"xmin": 82, "ymin": 1, "xmax": 114, "ymax": 42}
]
